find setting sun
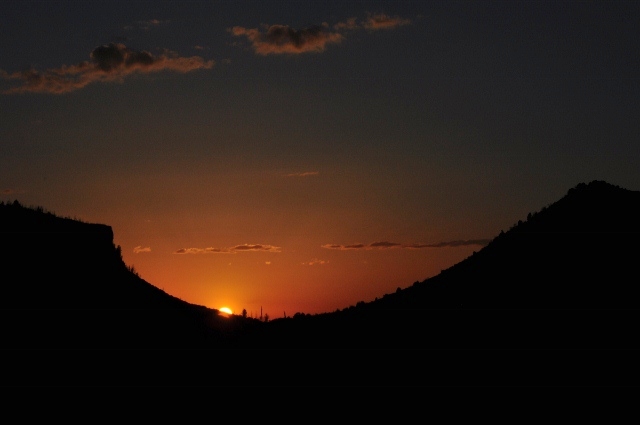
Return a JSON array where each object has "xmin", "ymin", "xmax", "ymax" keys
[{"xmin": 219, "ymin": 307, "xmax": 233, "ymax": 315}]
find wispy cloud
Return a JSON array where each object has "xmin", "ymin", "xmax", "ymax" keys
[
  {"xmin": 403, "ymin": 239, "xmax": 492, "ymax": 248},
  {"xmin": 175, "ymin": 247, "xmax": 232, "ymax": 254},
  {"xmin": 369, "ymin": 241, "xmax": 402, "ymax": 249},
  {"xmin": 138, "ymin": 19, "xmax": 169, "ymax": 30},
  {"xmin": 284, "ymin": 171, "xmax": 319, "ymax": 177},
  {"xmin": 230, "ymin": 12, "xmax": 411, "ymax": 55},
  {"xmin": 334, "ymin": 13, "xmax": 411, "ymax": 31},
  {"xmin": 174, "ymin": 243, "xmax": 281, "ymax": 254},
  {"xmin": 322, "ymin": 239, "xmax": 490, "ymax": 250},
  {"xmin": 1, "ymin": 43, "xmax": 214, "ymax": 94},
  {"xmin": 321, "ymin": 243, "xmax": 368, "ymax": 250},
  {"xmin": 124, "ymin": 19, "xmax": 169, "ymax": 31},
  {"xmin": 333, "ymin": 17, "xmax": 360, "ymax": 31},
  {"xmin": 133, "ymin": 246, "xmax": 151, "ymax": 254},
  {"xmin": 232, "ymin": 244, "xmax": 281, "ymax": 252},
  {"xmin": 362, "ymin": 13, "xmax": 411, "ymax": 30},
  {"xmin": 1, "ymin": 188, "xmax": 26, "ymax": 196},
  {"xmin": 303, "ymin": 258, "xmax": 328, "ymax": 266}
]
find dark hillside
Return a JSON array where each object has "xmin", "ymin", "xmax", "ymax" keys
[
  {"xmin": 0, "ymin": 201, "xmax": 258, "ymax": 350},
  {"xmin": 248, "ymin": 181, "xmax": 640, "ymax": 371},
  {"xmin": 387, "ymin": 180, "xmax": 640, "ymax": 310}
]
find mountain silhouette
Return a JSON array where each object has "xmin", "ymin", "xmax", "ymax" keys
[
  {"xmin": 0, "ymin": 200, "xmax": 260, "ymax": 351},
  {"xmin": 243, "ymin": 181, "xmax": 640, "ymax": 349},
  {"xmin": 375, "ymin": 179, "xmax": 640, "ymax": 310},
  {"xmin": 2, "ymin": 180, "xmax": 639, "ymax": 387}
]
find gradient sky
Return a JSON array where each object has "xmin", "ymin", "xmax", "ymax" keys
[{"xmin": 2, "ymin": 1, "xmax": 639, "ymax": 317}]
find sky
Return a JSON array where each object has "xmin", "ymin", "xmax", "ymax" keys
[{"xmin": 1, "ymin": 0, "xmax": 639, "ymax": 317}]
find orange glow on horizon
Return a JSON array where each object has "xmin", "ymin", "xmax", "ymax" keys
[{"xmin": 120, "ymin": 237, "xmax": 481, "ymax": 317}]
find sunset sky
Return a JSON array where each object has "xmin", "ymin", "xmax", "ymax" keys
[{"xmin": 2, "ymin": 1, "xmax": 639, "ymax": 317}]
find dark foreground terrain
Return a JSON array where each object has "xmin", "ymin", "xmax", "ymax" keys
[{"xmin": 2, "ymin": 180, "xmax": 640, "ymax": 387}]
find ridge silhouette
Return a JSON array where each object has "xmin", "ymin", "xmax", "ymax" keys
[
  {"xmin": 0, "ymin": 200, "xmax": 261, "ymax": 350},
  {"xmin": 2, "ymin": 180, "xmax": 639, "ymax": 386},
  {"xmin": 242, "ymin": 180, "xmax": 640, "ymax": 351}
]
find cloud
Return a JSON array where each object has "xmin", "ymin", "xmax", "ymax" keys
[
  {"xmin": 230, "ymin": 13, "xmax": 410, "ymax": 56},
  {"xmin": 321, "ymin": 242, "xmax": 391, "ymax": 250},
  {"xmin": 230, "ymin": 24, "xmax": 343, "ymax": 55},
  {"xmin": 369, "ymin": 241, "xmax": 402, "ymax": 249},
  {"xmin": 403, "ymin": 239, "xmax": 492, "ymax": 248},
  {"xmin": 322, "ymin": 239, "xmax": 490, "ymax": 250},
  {"xmin": 362, "ymin": 13, "xmax": 411, "ymax": 30},
  {"xmin": 1, "ymin": 188, "xmax": 26, "ymax": 195},
  {"xmin": 321, "ymin": 243, "xmax": 367, "ymax": 250},
  {"xmin": 124, "ymin": 19, "xmax": 169, "ymax": 31},
  {"xmin": 138, "ymin": 19, "xmax": 168, "ymax": 30},
  {"xmin": 333, "ymin": 17, "xmax": 359, "ymax": 31},
  {"xmin": 321, "ymin": 244, "xmax": 343, "ymax": 250},
  {"xmin": 133, "ymin": 246, "xmax": 151, "ymax": 254},
  {"xmin": 303, "ymin": 258, "xmax": 328, "ymax": 266},
  {"xmin": 334, "ymin": 14, "xmax": 411, "ymax": 31},
  {"xmin": 144, "ymin": 19, "xmax": 163, "ymax": 25},
  {"xmin": 1, "ymin": 43, "xmax": 214, "ymax": 94},
  {"xmin": 284, "ymin": 171, "xmax": 319, "ymax": 177},
  {"xmin": 174, "ymin": 243, "xmax": 281, "ymax": 254},
  {"xmin": 175, "ymin": 247, "xmax": 233, "ymax": 254},
  {"xmin": 232, "ymin": 244, "xmax": 281, "ymax": 252}
]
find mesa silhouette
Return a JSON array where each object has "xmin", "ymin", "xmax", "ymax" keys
[
  {"xmin": 0, "ymin": 201, "xmax": 261, "ymax": 349},
  {"xmin": 2, "ymin": 180, "xmax": 639, "ymax": 354}
]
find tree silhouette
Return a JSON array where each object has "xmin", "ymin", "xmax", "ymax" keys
[{"xmin": 242, "ymin": 308, "xmax": 247, "ymax": 318}]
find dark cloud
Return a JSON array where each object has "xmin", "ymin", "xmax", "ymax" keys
[
  {"xmin": 230, "ymin": 24, "xmax": 343, "ymax": 55},
  {"xmin": 284, "ymin": 171, "xmax": 319, "ymax": 177},
  {"xmin": 174, "ymin": 243, "xmax": 281, "ymax": 254},
  {"xmin": 369, "ymin": 241, "xmax": 402, "ymax": 248},
  {"xmin": 230, "ymin": 13, "xmax": 411, "ymax": 56},
  {"xmin": 345, "ymin": 243, "xmax": 367, "ymax": 249},
  {"xmin": 1, "ymin": 43, "xmax": 214, "ymax": 94},
  {"xmin": 321, "ymin": 244, "xmax": 343, "ymax": 250},
  {"xmin": 175, "ymin": 247, "xmax": 232, "ymax": 254},
  {"xmin": 403, "ymin": 239, "xmax": 492, "ymax": 248},
  {"xmin": 323, "ymin": 239, "xmax": 490, "ymax": 250},
  {"xmin": 334, "ymin": 14, "xmax": 411, "ymax": 31},
  {"xmin": 232, "ymin": 244, "xmax": 281, "ymax": 252},
  {"xmin": 321, "ymin": 242, "xmax": 399, "ymax": 250},
  {"xmin": 322, "ymin": 243, "xmax": 366, "ymax": 250}
]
